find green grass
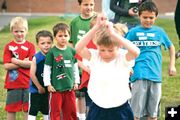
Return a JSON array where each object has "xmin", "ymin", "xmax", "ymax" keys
[{"xmin": 0, "ymin": 16, "xmax": 179, "ymax": 120}]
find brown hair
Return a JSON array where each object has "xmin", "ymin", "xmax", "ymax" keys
[
  {"xmin": 95, "ymin": 23, "xmax": 128, "ymax": 47},
  {"xmin": 53, "ymin": 23, "xmax": 70, "ymax": 37},
  {"xmin": 36, "ymin": 30, "xmax": 53, "ymax": 43}
]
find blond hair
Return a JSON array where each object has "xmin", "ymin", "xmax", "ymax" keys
[
  {"xmin": 10, "ymin": 17, "xmax": 28, "ymax": 31},
  {"xmin": 95, "ymin": 23, "xmax": 128, "ymax": 47}
]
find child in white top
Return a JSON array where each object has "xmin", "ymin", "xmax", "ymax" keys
[{"xmin": 75, "ymin": 13, "xmax": 140, "ymax": 120}]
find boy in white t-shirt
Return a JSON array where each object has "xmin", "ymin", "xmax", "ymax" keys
[{"xmin": 75, "ymin": 13, "xmax": 140, "ymax": 120}]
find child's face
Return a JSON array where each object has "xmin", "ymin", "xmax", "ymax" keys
[
  {"xmin": 55, "ymin": 30, "xmax": 70, "ymax": 48},
  {"xmin": 80, "ymin": 0, "xmax": 95, "ymax": 18},
  {"xmin": 12, "ymin": 26, "xmax": 27, "ymax": 42},
  {"xmin": 139, "ymin": 11, "xmax": 157, "ymax": 28},
  {"xmin": 98, "ymin": 45, "xmax": 118, "ymax": 62},
  {"xmin": 38, "ymin": 36, "xmax": 53, "ymax": 55}
]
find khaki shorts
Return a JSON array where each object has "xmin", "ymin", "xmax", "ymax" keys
[{"xmin": 130, "ymin": 80, "xmax": 161, "ymax": 118}]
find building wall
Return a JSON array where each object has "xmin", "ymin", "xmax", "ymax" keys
[
  {"xmin": 0, "ymin": 0, "xmax": 102, "ymax": 13},
  {"xmin": 0, "ymin": 0, "xmax": 177, "ymax": 14}
]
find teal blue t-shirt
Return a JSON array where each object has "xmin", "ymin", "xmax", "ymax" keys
[{"xmin": 126, "ymin": 25, "xmax": 172, "ymax": 83}]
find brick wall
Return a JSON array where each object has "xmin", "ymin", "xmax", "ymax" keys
[
  {"xmin": 0, "ymin": 0, "xmax": 102, "ymax": 13},
  {"xmin": 0, "ymin": 0, "xmax": 177, "ymax": 14}
]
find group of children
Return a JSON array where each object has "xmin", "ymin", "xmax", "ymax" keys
[{"xmin": 3, "ymin": 0, "xmax": 176, "ymax": 120}]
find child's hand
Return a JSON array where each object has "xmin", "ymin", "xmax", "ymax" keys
[
  {"xmin": 95, "ymin": 13, "xmax": 107, "ymax": 29},
  {"xmin": 38, "ymin": 86, "xmax": 46, "ymax": 94},
  {"xmin": 11, "ymin": 57, "xmax": 18, "ymax": 64},
  {"xmin": 48, "ymin": 85, "xmax": 56, "ymax": 92},
  {"xmin": 106, "ymin": 21, "xmax": 114, "ymax": 35},
  {"xmin": 24, "ymin": 57, "xmax": 30, "ymax": 61},
  {"xmin": 73, "ymin": 83, "xmax": 79, "ymax": 90},
  {"xmin": 130, "ymin": 68, "xmax": 134, "ymax": 76},
  {"xmin": 168, "ymin": 65, "xmax": 176, "ymax": 76}
]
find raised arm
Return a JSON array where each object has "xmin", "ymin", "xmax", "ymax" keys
[
  {"xmin": 107, "ymin": 22, "xmax": 140, "ymax": 61},
  {"xmin": 75, "ymin": 14, "xmax": 106, "ymax": 60}
]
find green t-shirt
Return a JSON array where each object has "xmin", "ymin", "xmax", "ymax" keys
[
  {"xmin": 45, "ymin": 46, "xmax": 77, "ymax": 92},
  {"xmin": 69, "ymin": 15, "xmax": 92, "ymax": 47}
]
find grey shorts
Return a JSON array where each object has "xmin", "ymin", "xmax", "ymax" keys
[{"xmin": 130, "ymin": 80, "xmax": 161, "ymax": 118}]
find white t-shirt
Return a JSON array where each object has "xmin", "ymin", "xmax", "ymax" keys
[{"xmin": 88, "ymin": 49, "xmax": 134, "ymax": 108}]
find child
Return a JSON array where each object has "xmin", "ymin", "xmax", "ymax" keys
[
  {"xmin": 3, "ymin": 17, "xmax": 35, "ymax": 120},
  {"xmin": 43, "ymin": 23, "xmax": 80, "ymax": 120},
  {"xmin": 69, "ymin": 0, "xmax": 96, "ymax": 119},
  {"xmin": 75, "ymin": 13, "xmax": 140, "ymax": 120},
  {"xmin": 125, "ymin": 1, "xmax": 176, "ymax": 120},
  {"xmin": 28, "ymin": 30, "xmax": 53, "ymax": 120},
  {"xmin": 75, "ymin": 15, "xmax": 97, "ymax": 115}
]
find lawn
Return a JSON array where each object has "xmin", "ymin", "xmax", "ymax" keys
[{"xmin": 0, "ymin": 16, "xmax": 179, "ymax": 120}]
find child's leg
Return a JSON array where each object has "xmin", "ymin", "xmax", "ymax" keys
[
  {"xmin": 7, "ymin": 112, "xmax": 16, "ymax": 120},
  {"xmin": 146, "ymin": 82, "xmax": 161, "ymax": 120},
  {"xmin": 130, "ymin": 80, "xmax": 148, "ymax": 119},
  {"xmin": 62, "ymin": 91, "xmax": 77, "ymax": 120},
  {"xmin": 76, "ymin": 90, "xmax": 86, "ymax": 120},
  {"xmin": 77, "ymin": 97, "xmax": 86, "ymax": 120},
  {"xmin": 49, "ymin": 92, "xmax": 62, "ymax": 120}
]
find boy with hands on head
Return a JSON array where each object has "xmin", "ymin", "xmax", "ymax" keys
[{"xmin": 75, "ymin": 13, "xmax": 140, "ymax": 120}]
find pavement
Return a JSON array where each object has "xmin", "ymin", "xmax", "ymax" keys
[{"xmin": 0, "ymin": 12, "xmax": 174, "ymax": 31}]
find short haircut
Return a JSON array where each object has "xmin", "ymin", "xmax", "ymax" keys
[
  {"xmin": 10, "ymin": 17, "xmax": 28, "ymax": 31},
  {"xmin": 35, "ymin": 30, "xmax": 53, "ymax": 43},
  {"xmin": 78, "ymin": 0, "xmax": 95, "ymax": 5},
  {"xmin": 95, "ymin": 23, "xmax": 128, "ymax": 47},
  {"xmin": 78, "ymin": 0, "xmax": 82, "ymax": 5},
  {"xmin": 138, "ymin": 1, "xmax": 158, "ymax": 16},
  {"xmin": 53, "ymin": 23, "xmax": 70, "ymax": 37}
]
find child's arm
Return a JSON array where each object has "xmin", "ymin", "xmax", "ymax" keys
[
  {"xmin": 78, "ymin": 60, "xmax": 90, "ymax": 74},
  {"xmin": 73, "ymin": 62, "xmax": 80, "ymax": 90},
  {"xmin": 11, "ymin": 57, "xmax": 32, "ymax": 68},
  {"xmin": 30, "ymin": 58, "xmax": 45, "ymax": 94},
  {"xmin": 3, "ymin": 63, "xmax": 19, "ymax": 70},
  {"xmin": 168, "ymin": 45, "xmax": 176, "ymax": 76},
  {"xmin": 107, "ymin": 22, "xmax": 140, "ymax": 61},
  {"xmin": 75, "ymin": 14, "xmax": 106, "ymax": 60},
  {"xmin": 43, "ymin": 64, "xmax": 56, "ymax": 92},
  {"xmin": 75, "ymin": 27, "xmax": 96, "ymax": 60}
]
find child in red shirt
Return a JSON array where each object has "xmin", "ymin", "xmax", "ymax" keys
[{"xmin": 3, "ymin": 17, "xmax": 35, "ymax": 120}]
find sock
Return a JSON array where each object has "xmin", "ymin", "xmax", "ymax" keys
[
  {"xmin": 28, "ymin": 115, "xmax": 36, "ymax": 120},
  {"xmin": 43, "ymin": 115, "xmax": 49, "ymax": 120},
  {"xmin": 79, "ymin": 113, "xmax": 86, "ymax": 120},
  {"xmin": 77, "ymin": 112, "xmax": 79, "ymax": 118}
]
